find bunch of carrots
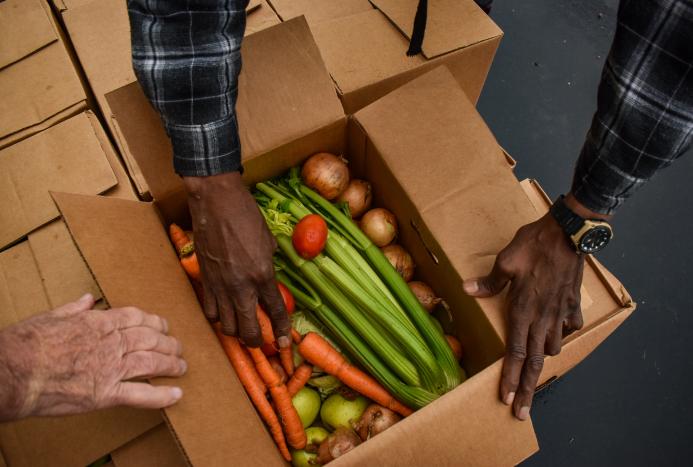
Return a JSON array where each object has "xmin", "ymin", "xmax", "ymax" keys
[{"xmin": 169, "ymin": 225, "xmax": 412, "ymax": 461}]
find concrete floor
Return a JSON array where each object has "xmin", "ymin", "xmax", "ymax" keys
[{"xmin": 477, "ymin": 1, "xmax": 693, "ymax": 465}]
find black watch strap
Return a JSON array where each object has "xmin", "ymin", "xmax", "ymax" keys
[{"xmin": 549, "ymin": 195, "xmax": 584, "ymax": 236}]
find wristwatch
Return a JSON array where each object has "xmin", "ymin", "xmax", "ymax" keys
[{"xmin": 549, "ymin": 195, "xmax": 613, "ymax": 254}]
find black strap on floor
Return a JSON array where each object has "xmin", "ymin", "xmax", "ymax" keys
[{"xmin": 406, "ymin": 0, "xmax": 428, "ymax": 56}]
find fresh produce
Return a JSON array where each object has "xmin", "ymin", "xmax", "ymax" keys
[
  {"xmin": 360, "ymin": 208, "xmax": 397, "ymax": 247},
  {"xmin": 279, "ymin": 282, "xmax": 296, "ymax": 314},
  {"xmin": 257, "ymin": 306, "xmax": 278, "ymax": 356},
  {"xmin": 291, "ymin": 427, "xmax": 330, "ymax": 467},
  {"xmin": 300, "ymin": 333, "xmax": 412, "ymax": 417},
  {"xmin": 214, "ymin": 325, "xmax": 290, "ymax": 461},
  {"xmin": 320, "ymin": 392, "xmax": 369, "ymax": 431},
  {"xmin": 445, "ymin": 335, "xmax": 463, "ymax": 361},
  {"xmin": 248, "ymin": 347, "xmax": 307, "ymax": 449},
  {"xmin": 408, "ymin": 281, "xmax": 441, "ymax": 312},
  {"xmin": 269, "ymin": 356, "xmax": 288, "ymax": 384},
  {"xmin": 301, "ymin": 153, "xmax": 350, "ymax": 200},
  {"xmin": 292, "ymin": 387, "xmax": 322, "ymax": 428},
  {"xmin": 381, "ymin": 244, "xmax": 414, "ymax": 282},
  {"xmin": 353, "ymin": 404, "xmax": 401, "ymax": 441},
  {"xmin": 287, "ymin": 363, "xmax": 314, "ymax": 397},
  {"xmin": 169, "ymin": 224, "xmax": 200, "ymax": 281},
  {"xmin": 293, "ymin": 214, "xmax": 328, "ymax": 259},
  {"xmin": 308, "ymin": 375, "xmax": 342, "ymax": 399},
  {"xmin": 316, "ymin": 427, "xmax": 361, "ymax": 464},
  {"xmin": 337, "ymin": 179, "xmax": 372, "ymax": 218}
]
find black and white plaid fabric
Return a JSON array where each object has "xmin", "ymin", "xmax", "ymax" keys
[
  {"xmin": 127, "ymin": 0, "xmax": 248, "ymax": 177},
  {"xmin": 572, "ymin": 0, "xmax": 693, "ymax": 214}
]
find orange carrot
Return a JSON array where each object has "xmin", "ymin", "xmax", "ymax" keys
[
  {"xmin": 298, "ymin": 332, "xmax": 413, "ymax": 417},
  {"xmin": 213, "ymin": 324, "xmax": 289, "ymax": 461},
  {"xmin": 169, "ymin": 224, "xmax": 201, "ymax": 281},
  {"xmin": 287, "ymin": 363, "xmax": 313, "ymax": 397},
  {"xmin": 268, "ymin": 356, "xmax": 288, "ymax": 384},
  {"xmin": 279, "ymin": 346, "xmax": 294, "ymax": 377},
  {"xmin": 169, "ymin": 223, "xmax": 192, "ymax": 254},
  {"xmin": 248, "ymin": 347, "xmax": 307, "ymax": 449},
  {"xmin": 256, "ymin": 306, "xmax": 277, "ymax": 351},
  {"xmin": 291, "ymin": 328, "xmax": 302, "ymax": 344}
]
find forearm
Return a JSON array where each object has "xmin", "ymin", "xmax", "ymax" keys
[
  {"xmin": 571, "ymin": 0, "xmax": 693, "ymax": 215},
  {"xmin": 127, "ymin": 0, "xmax": 247, "ymax": 177}
]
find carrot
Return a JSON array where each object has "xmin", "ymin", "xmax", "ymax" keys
[
  {"xmin": 248, "ymin": 347, "xmax": 307, "ymax": 449},
  {"xmin": 213, "ymin": 324, "xmax": 290, "ymax": 461},
  {"xmin": 256, "ymin": 306, "xmax": 277, "ymax": 353},
  {"xmin": 268, "ymin": 356, "xmax": 288, "ymax": 384},
  {"xmin": 298, "ymin": 332, "xmax": 413, "ymax": 417},
  {"xmin": 169, "ymin": 224, "xmax": 201, "ymax": 281},
  {"xmin": 279, "ymin": 346, "xmax": 294, "ymax": 377},
  {"xmin": 287, "ymin": 363, "xmax": 313, "ymax": 397},
  {"xmin": 291, "ymin": 328, "xmax": 302, "ymax": 344}
]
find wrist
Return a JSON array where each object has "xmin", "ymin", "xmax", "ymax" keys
[
  {"xmin": 0, "ymin": 328, "xmax": 35, "ymax": 422},
  {"xmin": 182, "ymin": 171, "xmax": 244, "ymax": 199},
  {"xmin": 564, "ymin": 193, "xmax": 612, "ymax": 221}
]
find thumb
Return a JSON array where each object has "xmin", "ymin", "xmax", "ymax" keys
[
  {"xmin": 53, "ymin": 293, "xmax": 96, "ymax": 317},
  {"xmin": 463, "ymin": 259, "xmax": 511, "ymax": 298}
]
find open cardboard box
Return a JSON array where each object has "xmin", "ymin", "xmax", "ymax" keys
[
  {"xmin": 49, "ymin": 39, "xmax": 634, "ymax": 464},
  {"xmin": 55, "ymin": 0, "xmax": 281, "ymax": 199},
  {"xmin": 0, "ymin": 0, "xmax": 87, "ymax": 149},
  {"xmin": 268, "ymin": 0, "xmax": 503, "ymax": 114}
]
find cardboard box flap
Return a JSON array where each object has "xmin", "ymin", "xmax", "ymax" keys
[
  {"xmin": 53, "ymin": 193, "xmax": 285, "ymax": 466},
  {"xmin": 0, "ymin": 0, "xmax": 57, "ymax": 69},
  {"xmin": 0, "ymin": 113, "xmax": 118, "ymax": 250},
  {"xmin": 268, "ymin": 0, "xmax": 373, "ymax": 24},
  {"xmin": 333, "ymin": 359, "xmax": 538, "ymax": 466},
  {"xmin": 111, "ymin": 424, "xmax": 187, "ymax": 467},
  {"xmin": 371, "ymin": 0, "xmax": 502, "ymax": 59}
]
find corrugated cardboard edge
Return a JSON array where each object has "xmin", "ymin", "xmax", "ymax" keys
[
  {"xmin": 111, "ymin": 424, "xmax": 187, "ymax": 467},
  {"xmin": 0, "ymin": 101, "xmax": 87, "ymax": 150},
  {"xmin": 109, "ymin": 112, "xmax": 151, "ymax": 199}
]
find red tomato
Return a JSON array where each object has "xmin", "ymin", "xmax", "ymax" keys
[
  {"xmin": 292, "ymin": 214, "xmax": 328, "ymax": 259},
  {"xmin": 277, "ymin": 282, "xmax": 295, "ymax": 315}
]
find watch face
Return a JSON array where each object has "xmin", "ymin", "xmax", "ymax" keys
[{"xmin": 579, "ymin": 225, "xmax": 612, "ymax": 253}]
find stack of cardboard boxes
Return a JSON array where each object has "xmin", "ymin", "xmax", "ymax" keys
[{"xmin": 0, "ymin": 1, "xmax": 634, "ymax": 466}]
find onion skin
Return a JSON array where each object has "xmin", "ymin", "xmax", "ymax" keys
[
  {"xmin": 337, "ymin": 179, "xmax": 372, "ymax": 219},
  {"xmin": 408, "ymin": 281, "xmax": 441, "ymax": 313},
  {"xmin": 353, "ymin": 404, "xmax": 402, "ymax": 441},
  {"xmin": 301, "ymin": 153, "xmax": 350, "ymax": 200},
  {"xmin": 361, "ymin": 208, "xmax": 397, "ymax": 247},
  {"xmin": 316, "ymin": 427, "xmax": 361, "ymax": 464},
  {"xmin": 445, "ymin": 335, "xmax": 463, "ymax": 361},
  {"xmin": 381, "ymin": 244, "xmax": 414, "ymax": 282}
]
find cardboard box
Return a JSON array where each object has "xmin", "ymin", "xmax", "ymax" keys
[
  {"xmin": 111, "ymin": 424, "xmax": 186, "ymax": 467},
  {"xmin": 49, "ymin": 38, "xmax": 634, "ymax": 464},
  {"xmin": 269, "ymin": 0, "xmax": 503, "ymax": 114},
  {"xmin": 0, "ymin": 0, "xmax": 87, "ymax": 149},
  {"xmin": 57, "ymin": 0, "xmax": 280, "ymax": 198}
]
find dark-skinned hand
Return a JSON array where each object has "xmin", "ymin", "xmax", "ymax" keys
[
  {"xmin": 183, "ymin": 172, "xmax": 291, "ymax": 349},
  {"xmin": 463, "ymin": 193, "xmax": 610, "ymax": 420}
]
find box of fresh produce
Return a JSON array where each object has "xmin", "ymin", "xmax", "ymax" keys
[{"xmin": 51, "ymin": 66, "xmax": 634, "ymax": 467}]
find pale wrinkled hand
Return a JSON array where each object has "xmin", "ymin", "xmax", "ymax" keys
[
  {"xmin": 463, "ymin": 212, "xmax": 584, "ymax": 420},
  {"xmin": 184, "ymin": 172, "xmax": 291, "ymax": 348},
  {"xmin": 0, "ymin": 294, "xmax": 186, "ymax": 422}
]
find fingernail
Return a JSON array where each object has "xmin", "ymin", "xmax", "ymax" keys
[
  {"xmin": 180, "ymin": 360, "xmax": 188, "ymax": 374},
  {"xmin": 277, "ymin": 336, "xmax": 291, "ymax": 348},
  {"xmin": 171, "ymin": 387, "xmax": 183, "ymax": 400},
  {"xmin": 463, "ymin": 280, "xmax": 478, "ymax": 294},
  {"xmin": 78, "ymin": 293, "xmax": 93, "ymax": 304},
  {"xmin": 504, "ymin": 392, "xmax": 515, "ymax": 406},
  {"xmin": 517, "ymin": 406, "xmax": 530, "ymax": 421}
]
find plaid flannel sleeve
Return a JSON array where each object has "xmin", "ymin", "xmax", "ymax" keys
[
  {"xmin": 127, "ymin": 0, "xmax": 248, "ymax": 177},
  {"xmin": 571, "ymin": 0, "xmax": 693, "ymax": 215}
]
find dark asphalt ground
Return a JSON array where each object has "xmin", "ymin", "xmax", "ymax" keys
[{"xmin": 476, "ymin": 1, "xmax": 693, "ymax": 465}]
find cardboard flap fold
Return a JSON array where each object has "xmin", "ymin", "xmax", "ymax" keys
[
  {"xmin": 371, "ymin": 0, "xmax": 502, "ymax": 59},
  {"xmin": 268, "ymin": 0, "xmax": 373, "ymax": 24},
  {"xmin": 0, "ymin": 0, "xmax": 57, "ymax": 68},
  {"xmin": 111, "ymin": 424, "xmax": 187, "ymax": 467},
  {"xmin": 333, "ymin": 360, "xmax": 538, "ymax": 467},
  {"xmin": 53, "ymin": 193, "xmax": 284, "ymax": 467}
]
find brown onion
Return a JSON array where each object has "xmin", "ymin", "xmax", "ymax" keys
[
  {"xmin": 408, "ymin": 281, "xmax": 441, "ymax": 313},
  {"xmin": 301, "ymin": 153, "xmax": 350, "ymax": 200},
  {"xmin": 316, "ymin": 427, "xmax": 361, "ymax": 464},
  {"xmin": 381, "ymin": 244, "xmax": 414, "ymax": 282},
  {"xmin": 337, "ymin": 179, "xmax": 372, "ymax": 218},
  {"xmin": 353, "ymin": 404, "xmax": 402, "ymax": 441},
  {"xmin": 361, "ymin": 208, "xmax": 397, "ymax": 247},
  {"xmin": 445, "ymin": 334, "xmax": 463, "ymax": 361}
]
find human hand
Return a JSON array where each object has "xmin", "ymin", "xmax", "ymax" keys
[
  {"xmin": 463, "ymin": 195, "xmax": 600, "ymax": 420},
  {"xmin": 0, "ymin": 294, "xmax": 186, "ymax": 422},
  {"xmin": 183, "ymin": 172, "xmax": 291, "ymax": 348}
]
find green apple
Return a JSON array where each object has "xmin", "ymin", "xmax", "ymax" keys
[
  {"xmin": 320, "ymin": 393, "xmax": 369, "ymax": 431},
  {"xmin": 292, "ymin": 387, "xmax": 321, "ymax": 428},
  {"xmin": 290, "ymin": 427, "xmax": 329, "ymax": 467}
]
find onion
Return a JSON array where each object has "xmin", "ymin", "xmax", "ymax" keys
[
  {"xmin": 353, "ymin": 404, "xmax": 402, "ymax": 441},
  {"xmin": 301, "ymin": 153, "xmax": 350, "ymax": 200},
  {"xmin": 408, "ymin": 281, "xmax": 441, "ymax": 313},
  {"xmin": 361, "ymin": 208, "xmax": 397, "ymax": 247},
  {"xmin": 445, "ymin": 334, "xmax": 463, "ymax": 361},
  {"xmin": 337, "ymin": 179, "xmax": 372, "ymax": 218},
  {"xmin": 381, "ymin": 244, "xmax": 414, "ymax": 281},
  {"xmin": 316, "ymin": 427, "xmax": 361, "ymax": 464}
]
